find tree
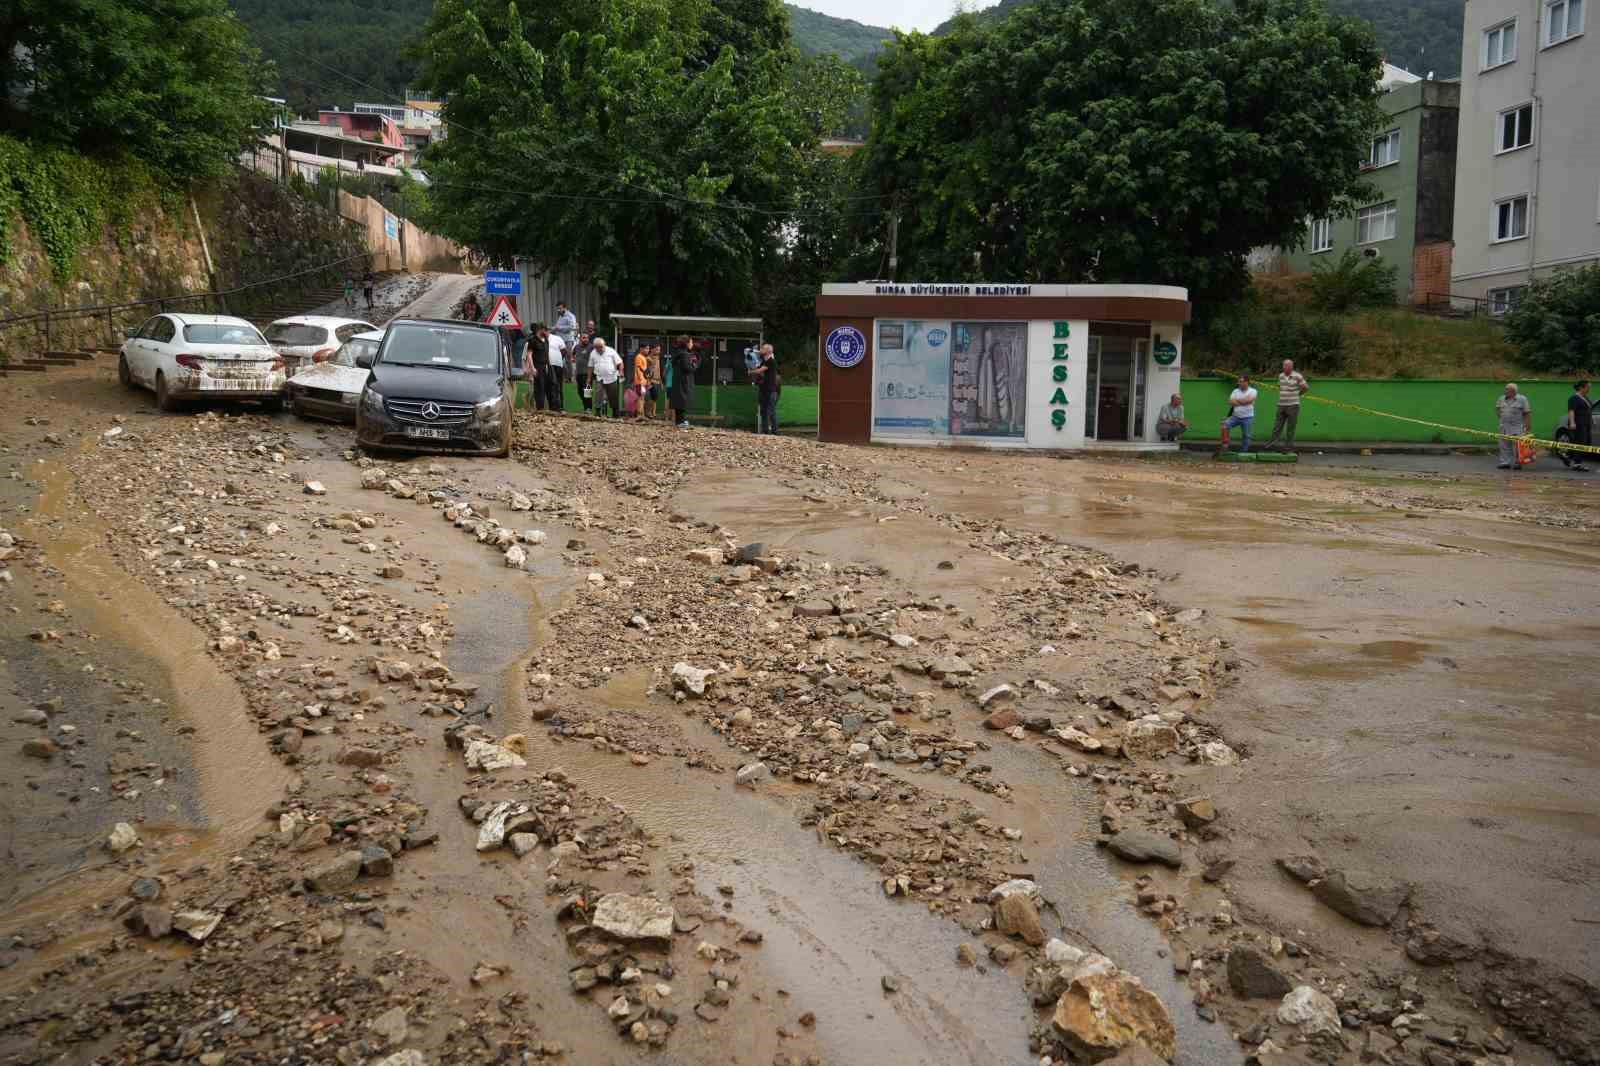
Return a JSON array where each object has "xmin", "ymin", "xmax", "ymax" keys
[
  {"xmin": 1503, "ymin": 266, "xmax": 1600, "ymax": 374},
  {"xmin": 414, "ymin": 0, "xmax": 808, "ymax": 314},
  {"xmin": 1301, "ymin": 248, "xmax": 1397, "ymax": 311},
  {"xmin": 787, "ymin": 52, "xmax": 867, "ymax": 137},
  {"xmin": 0, "ymin": 0, "xmax": 270, "ymax": 179},
  {"xmin": 866, "ymin": 0, "xmax": 1386, "ymax": 300}
]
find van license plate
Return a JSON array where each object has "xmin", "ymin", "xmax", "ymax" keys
[{"xmin": 405, "ymin": 427, "xmax": 450, "ymax": 440}]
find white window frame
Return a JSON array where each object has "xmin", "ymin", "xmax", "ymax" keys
[
  {"xmin": 1356, "ymin": 201, "xmax": 1398, "ymax": 244},
  {"xmin": 1310, "ymin": 217, "xmax": 1333, "ymax": 253},
  {"xmin": 1482, "ymin": 18, "xmax": 1519, "ymax": 67},
  {"xmin": 1487, "ymin": 286, "xmax": 1526, "ymax": 315},
  {"xmin": 1367, "ymin": 129, "xmax": 1401, "ymax": 169},
  {"xmin": 1544, "ymin": 0, "xmax": 1584, "ymax": 45},
  {"xmin": 1493, "ymin": 194, "xmax": 1530, "ymax": 243},
  {"xmin": 1495, "ymin": 102, "xmax": 1535, "ymax": 153}
]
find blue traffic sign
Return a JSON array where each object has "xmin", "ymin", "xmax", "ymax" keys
[{"xmin": 485, "ymin": 270, "xmax": 522, "ymax": 295}]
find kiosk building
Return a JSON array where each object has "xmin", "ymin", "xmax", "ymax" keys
[{"xmin": 815, "ymin": 282, "xmax": 1191, "ymax": 449}]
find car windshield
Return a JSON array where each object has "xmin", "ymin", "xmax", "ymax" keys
[
  {"xmin": 264, "ymin": 323, "xmax": 329, "ymax": 346},
  {"xmin": 336, "ymin": 337, "xmax": 379, "ymax": 367},
  {"xmin": 185, "ymin": 323, "xmax": 267, "ymax": 345},
  {"xmin": 381, "ymin": 324, "xmax": 499, "ymax": 371}
]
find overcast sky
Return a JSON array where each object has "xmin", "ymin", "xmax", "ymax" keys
[{"xmin": 795, "ymin": 0, "xmax": 1002, "ymax": 33}]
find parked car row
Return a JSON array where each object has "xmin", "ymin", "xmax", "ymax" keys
[{"xmin": 119, "ymin": 313, "xmax": 520, "ymax": 457}]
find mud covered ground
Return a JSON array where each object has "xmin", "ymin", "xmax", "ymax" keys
[{"xmin": 0, "ymin": 357, "xmax": 1595, "ymax": 1066}]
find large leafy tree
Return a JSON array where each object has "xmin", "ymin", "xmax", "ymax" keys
[
  {"xmin": 415, "ymin": 0, "xmax": 807, "ymax": 314},
  {"xmin": 1503, "ymin": 266, "xmax": 1600, "ymax": 374},
  {"xmin": 0, "ymin": 0, "xmax": 269, "ymax": 179},
  {"xmin": 867, "ymin": 0, "xmax": 1386, "ymax": 299}
]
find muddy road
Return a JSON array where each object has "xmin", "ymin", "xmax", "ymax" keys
[{"xmin": 0, "ymin": 359, "xmax": 1594, "ymax": 1066}]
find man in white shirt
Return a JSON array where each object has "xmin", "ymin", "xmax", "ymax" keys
[
  {"xmin": 587, "ymin": 337, "xmax": 623, "ymax": 417},
  {"xmin": 1220, "ymin": 373, "xmax": 1259, "ymax": 454},
  {"xmin": 544, "ymin": 327, "xmax": 568, "ymax": 411},
  {"xmin": 553, "ymin": 302, "xmax": 578, "ymax": 348}
]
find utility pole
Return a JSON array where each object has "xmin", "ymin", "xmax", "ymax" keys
[{"xmin": 887, "ymin": 194, "xmax": 900, "ymax": 281}]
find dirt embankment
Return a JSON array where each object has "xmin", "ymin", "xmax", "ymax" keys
[{"xmin": 0, "ymin": 360, "xmax": 1595, "ymax": 1066}]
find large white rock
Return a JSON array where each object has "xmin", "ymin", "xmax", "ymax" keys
[
  {"xmin": 464, "ymin": 740, "xmax": 527, "ymax": 773},
  {"xmin": 1197, "ymin": 740, "xmax": 1241, "ymax": 766},
  {"xmin": 1277, "ymin": 985, "xmax": 1341, "ymax": 1036},
  {"xmin": 107, "ymin": 822, "xmax": 140, "ymax": 854},
  {"xmin": 591, "ymin": 893, "xmax": 675, "ymax": 941},
  {"xmin": 1123, "ymin": 715, "xmax": 1180, "ymax": 759},
  {"xmin": 671, "ymin": 662, "xmax": 716, "ymax": 697}
]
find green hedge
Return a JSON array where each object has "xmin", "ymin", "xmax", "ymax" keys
[{"xmin": 1176, "ymin": 378, "xmax": 1579, "ymax": 443}]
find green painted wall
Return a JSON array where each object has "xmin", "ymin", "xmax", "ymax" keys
[
  {"xmin": 1284, "ymin": 83, "xmax": 1424, "ymax": 300},
  {"xmin": 1173, "ymin": 378, "xmax": 1575, "ymax": 443}
]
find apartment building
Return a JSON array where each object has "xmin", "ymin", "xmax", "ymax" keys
[
  {"xmin": 1451, "ymin": 0, "xmax": 1599, "ymax": 312},
  {"xmin": 1285, "ymin": 68, "xmax": 1461, "ymax": 304}
]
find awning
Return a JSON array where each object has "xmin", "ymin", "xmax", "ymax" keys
[{"xmin": 610, "ymin": 314, "xmax": 763, "ymax": 336}]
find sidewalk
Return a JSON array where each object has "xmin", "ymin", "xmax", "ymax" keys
[{"xmin": 1180, "ymin": 440, "xmax": 1491, "ymax": 456}]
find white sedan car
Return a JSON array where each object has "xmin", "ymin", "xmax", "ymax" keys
[
  {"xmin": 119, "ymin": 313, "xmax": 286, "ymax": 412},
  {"xmin": 287, "ymin": 329, "xmax": 381, "ymax": 422},
  {"xmin": 264, "ymin": 316, "xmax": 378, "ymax": 375}
]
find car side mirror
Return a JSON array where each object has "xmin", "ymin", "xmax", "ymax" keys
[
  {"xmin": 355, "ymin": 352, "xmax": 374, "ymax": 369},
  {"xmin": 123, "ymin": 326, "xmax": 138, "ymax": 339}
]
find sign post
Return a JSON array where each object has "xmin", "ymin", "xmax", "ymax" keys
[
  {"xmin": 484, "ymin": 296, "xmax": 523, "ymax": 329},
  {"xmin": 485, "ymin": 270, "xmax": 522, "ymax": 296}
]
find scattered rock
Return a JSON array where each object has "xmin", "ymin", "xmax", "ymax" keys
[
  {"xmin": 1310, "ymin": 869, "xmax": 1410, "ymax": 927},
  {"xmin": 374, "ymin": 1052, "xmax": 426, "ymax": 1066},
  {"xmin": 978, "ymin": 683, "xmax": 1017, "ymax": 709},
  {"xmin": 983, "ymin": 707, "xmax": 1022, "ymax": 731},
  {"xmin": 993, "ymin": 892, "xmax": 1047, "ymax": 946},
  {"xmin": 1227, "ymin": 946, "xmax": 1294, "ymax": 999},
  {"xmin": 360, "ymin": 845, "xmax": 394, "ymax": 877},
  {"xmin": 1106, "ymin": 831, "xmax": 1181, "ymax": 869},
  {"xmin": 1196, "ymin": 740, "xmax": 1240, "ymax": 766},
  {"xmin": 463, "ymin": 740, "xmax": 527, "ymax": 772},
  {"xmin": 172, "ymin": 910, "xmax": 223, "ymax": 942},
  {"xmin": 1175, "ymin": 796, "xmax": 1217, "ymax": 829},
  {"xmin": 735, "ymin": 762, "xmax": 770, "ymax": 786},
  {"xmin": 505, "ymin": 545, "xmax": 527, "ymax": 569},
  {"xmin": 124, "ymin": 905, "xmax": 173, "ymax": 939},
  {"xmin": 106, "ymin": 822, "xmax": 141, "ymax": 854},
  {"xmin": 1122, "ymin": 716, "xmax": 1179, "ymax": 759},
  {"xmin": 793, "ymin": 600, "xmax": 835, "ymax": 619},
  {"xmin": 335, "ymin": 746, "xmax": 384, "ymax": 768},
  {"xmin": 12, "ymin": 709, "xmax": 47, "ymax": 726},
  {"xmin": 1277, "ymin": 985, "xmax": 1341, "ymax": 1036},
  {"xmin": 1052, "ymin": 964, "xmax": 1176, "ymax": 1061},
  {"xmin": 305, "ymin": 851, "xmax": 364, "ymax": 892},
  {"xmin": 956, "ymin": 943, "xmax": 978, "ymax": 967},
  {"xmin": 671, "ymin": 662, "xmax": 716, "ymax": 697},
  {"xmin": 21, "ymin": 738, "xmax": 56, "ymax": 759},
  {"xmin": 1276, "ymin": 855, "xmax": 1326, "ymax": 883},
  {"xmin": 129, "ymin": 877, "xmax": 162, "ymax": 902},
  {"xmin": 881, "ymin": 974, "xmax": 900, "ymax": 994},
  {"xmin": 370, "ymin": 1006, "xmax": 409, "ymax": 1047},
  {"xmin": 303, "ymin": 481, "xmax": 327, "ymax": 495},
  {"xmin": 928, "ymin": 656, "xmax": 974, "ymax": 679},
  {"xmin": 591, "ymin": 894, "xmax": 675, "ymax": 941}
]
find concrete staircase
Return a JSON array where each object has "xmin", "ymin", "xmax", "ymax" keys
[{"xmin": 0, "ymin": 348, "xmax": 102, "ymax": 377}]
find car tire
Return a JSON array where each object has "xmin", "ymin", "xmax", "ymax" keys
[
  {"xmin": 118, "ymin": 354, "xmax": 134, "ymax": 389},
  {"xmin": 262, "ymin": 395, "xmax": 285, "ymax": 415},
  {"xmin": 495, "ymin": 420, "xmax": 512, "ymax": 459},
  {"xmin": 291, "ymin": 393, "xmax": 306, "ymax": 419},
  {"xmin": 1553, "ymin": 426, "xmax": 1574, "ymax": 466},
  {"xmin": 155, "ymin": 371, "xmax": 179, "ymax": 413}
]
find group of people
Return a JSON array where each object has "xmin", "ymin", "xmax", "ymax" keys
[
  {"xmin": 457, "ymin": 295, "xmax": 781, "ymax": 431},
  {"xmin": 1152, "ymin": 359, "xmax": 1595, "ymax": 472}
]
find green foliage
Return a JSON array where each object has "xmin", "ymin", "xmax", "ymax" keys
[
  {"xmin": 788, "ymin": 53, "xmax": 869, "ymax": 137},
  {"xmin": 415, "ymin": 0, "xmax": 811, "ymax": 314},
  {"xmin": 1204, "ymin": 302, "xmax": 1349, "ymax": 376},
  {"xmin": 866, "ymin": 0, "xmax": 1386, "ymax": 302},
  {"xmin": 0, "ymin": 136, "xmax": 157, "ymax": 278},
  {"xmin": 1302, "ymin": 249, "xmax": 1398, "ymax": 312},
  {"xmin": 0, "ymin": 0, "xmax": 270, "ymax": 180},
  {"xmin": 1503, "ymin": 266, "xmax": 1600, "ymax": 375},
  {"xmin": 935, "ymin": 0, "xmax": 1462, "ymax": 78},
  {"xmin": 228, "ymin": 0, "xmax": 889, "ymax": 113}
]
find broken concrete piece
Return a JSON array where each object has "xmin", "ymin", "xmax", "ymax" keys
[{"xmin": 592, "ymin": 894, "xmax": 675, "ymax": 941}]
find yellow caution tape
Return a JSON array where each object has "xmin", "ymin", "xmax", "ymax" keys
[{"xmin": 1206, "ymin": 370, "xmax": 1600, "ymax": 457}]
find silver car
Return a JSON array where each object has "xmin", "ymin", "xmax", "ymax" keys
[
  {"xmin": 264, "ymin": 316, "xmax": 378, "ymax": 375},
  {"xmin": 287, "ymin": 329, "xmax": 381, "ymax": 422}
]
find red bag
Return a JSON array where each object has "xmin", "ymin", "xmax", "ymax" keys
[
  {"xmin": 624, "ymin": 387, "xmax": 640, "ymax": 415},
  {"xmin": 1516, "ymin": 439, "xmax": 1536, "ymax": 466}
]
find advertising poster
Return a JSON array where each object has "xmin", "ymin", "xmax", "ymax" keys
[
  {"xmin": 872, "ymin": 319, "xmax": 951, "ymax": 438},
  {"xmin": 949, "ymin": 322, "xmax": 1027, "ymax": 438}
]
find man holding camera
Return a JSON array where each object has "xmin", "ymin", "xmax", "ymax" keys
[{"xmin": 749, "ymin": 343, "xmax": 781, "ymax": 435}]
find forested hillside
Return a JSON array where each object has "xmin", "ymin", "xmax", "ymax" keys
[
  {"xmin": 937, "ymin": 0, "xmax": 1463, "ymax": 77},
  {"xmin": 232, "ymin": 0, "xmax": 892, "ymax": 111}
]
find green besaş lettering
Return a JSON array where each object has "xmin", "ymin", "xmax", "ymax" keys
[
  {"xmin": 1053, "ymin": 322, "xmax": 1071, "ymax": 339},
  {"xmin": 1052, "ymin": 408, "xmax": 1067, "ymax": 428},
  {"xmin": 1051, "ymin": 387, "xmax": 1069, "ymax": 405},
  {"xmin": 1052, "ymin": 365, "xmax": 1068, "ymax": 383},
  {"xmin": 1053, "ymin": 344, "xmax": 1069, "ymax": 360}
]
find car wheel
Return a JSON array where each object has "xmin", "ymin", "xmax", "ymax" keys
[
  {"xmin": 1553, "ymin": 426, "xmax": 1574, "ymax": 465},
  {"xmin": 155, "ymin": 371, "xmax": 179, "ymax": 413},
  {"xmin": 291, "ymin": 394, "xmax": 306, "ymax": 419},
  {"xmin": 262, "ymin": 395, "xmax": 285, "ymax": 415},
  {"xmin": 495, "ymin": 421, "xmax": 512, "ymax": 459},
  {"xmin": 118, "ymin": 354, "xmax": 134, "ymax": 389}
]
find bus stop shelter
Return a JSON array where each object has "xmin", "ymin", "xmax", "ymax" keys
[{"xmin": 609, "ymin": 313, "xmax": 763, "ymax": 419}]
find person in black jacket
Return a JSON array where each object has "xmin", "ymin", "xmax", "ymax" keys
[
  {"xmin": 523, "ymin": 323, "xmax": 550, "ymax": 411},
  {"xmin": 668, "ymin": 336, "xmax": 695, "ymax": 428}
]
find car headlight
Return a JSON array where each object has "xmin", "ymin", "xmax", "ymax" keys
[
  {"xmin": 362, "ymin": 386, "xmax": 384, "ymax": 413},
  {"xmin": 474, "ymin": 396, "xmax": 503, "ymax": 418}
]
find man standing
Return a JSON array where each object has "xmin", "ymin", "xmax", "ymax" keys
[
  {"xmin": 524, "ymin": 323, "xmax": 550, "ymax": 411},
  {"xmin": 750, "ymin": 343, "xmax": 781, "ymax": 434},
  {"xmin": 571, "ymin": 333, "xmax": 593, "ymax": 412},
  {"xmin": 1261, "ymin": 359, "xmax": 1309, "ymax": 451},
  {"xmin": 553, "ymin": 302, "xmax": 578, "ymax": 349},
  {"xmin": 588, "ymin": 337, "xmax": 623, "ymax": 417},
  {"xmin": 1220, "ymin": 374, "xmax": 1258, "ymax": 454},
  {"xmin": 1156, "ymin": 393, "xmax": 1188, "ymax": 442},
  {"xmin": 361, "ymin": 268, "xmax": 376, "ymax": 311},
  {"xmin": 541, "ymin": 325, "xmax": 566, "ymax": 411},
  {"xmin": 1495, "ymin": 382, "xmax": 1532, "ymax": 470},
  {"xmin": 1563, "ymin": 379, "xmax": 1592, "ymax": 472}
]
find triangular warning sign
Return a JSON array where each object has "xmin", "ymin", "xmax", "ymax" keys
[{"xmin": 484, "ymin": 295, "xmax": 522, "ymax": 329}]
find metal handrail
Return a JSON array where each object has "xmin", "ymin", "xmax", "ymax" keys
[{"xmin": 0, "ymin": 251, "xmax": 373, "ymax": 353}]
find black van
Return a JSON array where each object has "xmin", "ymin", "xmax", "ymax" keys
[{"xmin": 354, "ymin": 318, "xmax": 522, "ymax": 457}]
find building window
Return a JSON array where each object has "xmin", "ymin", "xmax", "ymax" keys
[
  {"xmin": 1366, "ymin": 129, "xmax": 1401, "ymax": 168},
  {"xmin": 1487, "ymin": 286, "xmax": 1527, "ymax": 315},
  {"xmin": 1545, "ymin": 0, "xmax": 1585, "ymax": 43},
  {"xmin": 1493, "ymin": 195, "xmax": 1530, "ymax": 241},
  {"xmin": 1356, "ymin": 201, "xmax": 1398, "ymax": 244},
  {"xmin": 1310, "ymin": 218, "xmax": 1333, "ymax": 253},
  {"xmin": 1496, "ymin": 103, "xmax": 1534, "ymax": 152},
  {"xmin": 1483, "ymin": 18, "xmax": 1518, "ymax": 66}
]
